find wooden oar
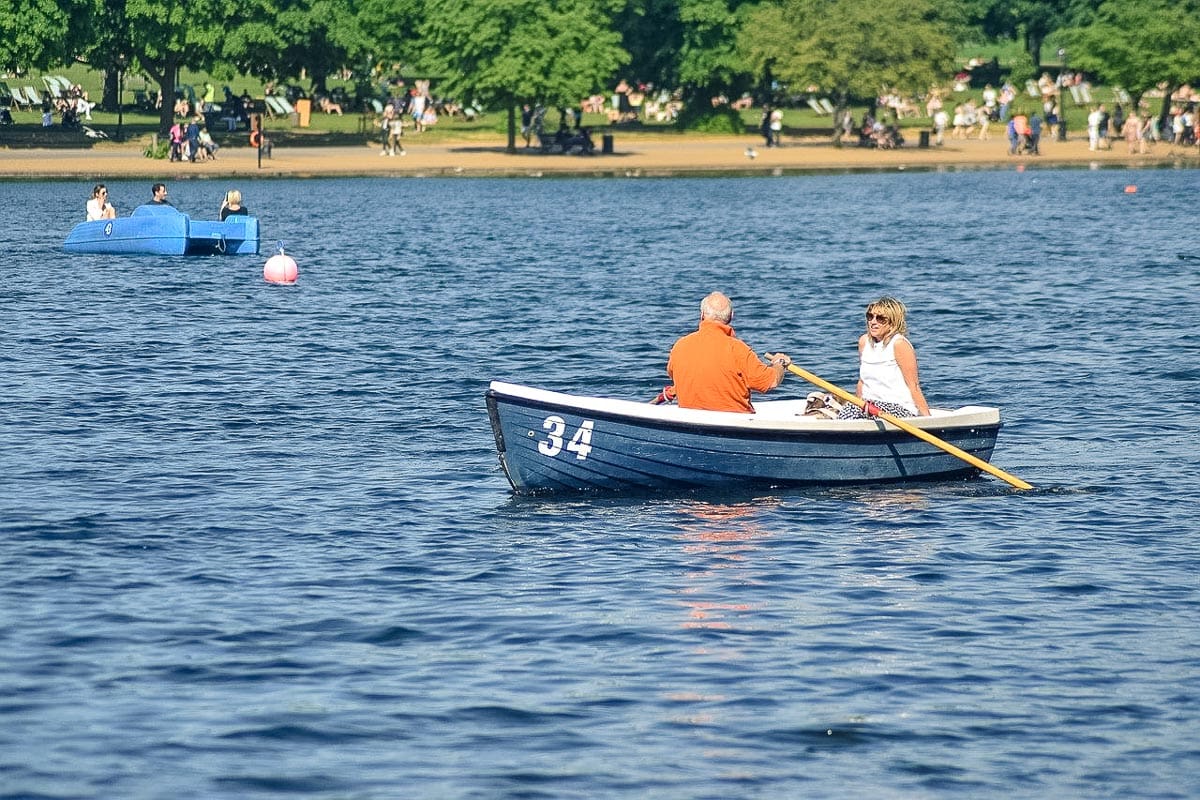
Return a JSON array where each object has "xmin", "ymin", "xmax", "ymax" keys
[{"xmin": 780, "ymin": 362, "xmax": 1033, "ymax": 490}]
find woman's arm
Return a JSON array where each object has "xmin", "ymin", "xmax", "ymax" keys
[
  {"xmin": 893, "ymin": 337, "xmax": 930, "ymax": 415},
  {"xmin": 855, "ymin": 334, "xmax": 867, "ymax": 398}
]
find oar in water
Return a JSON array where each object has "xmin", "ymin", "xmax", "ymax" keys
[{"xmin": 773, "ymin": 359, "xmax": 1033, "ymax": 490}]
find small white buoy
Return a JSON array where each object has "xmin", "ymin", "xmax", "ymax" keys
[{"xmin": 263, "ymin": 242, "xmax": 298, "ymax": 285}]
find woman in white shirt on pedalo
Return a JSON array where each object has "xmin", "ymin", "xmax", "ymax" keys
[{"xmin": 86, "ymin": 184, "xmax": 117, "ymax": 221}]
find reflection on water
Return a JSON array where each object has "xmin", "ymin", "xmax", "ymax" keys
[
  {"xmin": 673, "ymin": 501, "xmax": 770, "ymax": 638},
  {"xmin": 852, "ymin": 488, "xmax": 932, "ymax": 516}
]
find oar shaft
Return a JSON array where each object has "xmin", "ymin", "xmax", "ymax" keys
[{"xmin": 785, "ymin": 364, "xmax": 1033, "ymax": 490}]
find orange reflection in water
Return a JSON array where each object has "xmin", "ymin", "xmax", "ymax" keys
[
  {"xmin": 662, "ymin": 502, "xmax": 779, "ymax": 777},
  {"xmin": 673, "ymin": 501, "xmax": 772, "ymax": 634}
]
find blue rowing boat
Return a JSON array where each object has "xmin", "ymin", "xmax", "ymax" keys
[
  {"xmin": 486, "ymin": 380, "xmax": 1004, "ymax": 495},
  {"xmin": 63, "ymin": 204, "xmax": 260, "ymax": 255}
]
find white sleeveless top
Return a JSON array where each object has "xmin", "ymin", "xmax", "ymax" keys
[{"xmin": 859, "ymin": 334, "xmax": 917, "ymax": 414}]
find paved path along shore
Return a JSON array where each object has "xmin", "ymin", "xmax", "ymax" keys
[{"xmin": 2, "ymin": 134, "xmax": 1194, "ymax": 178}]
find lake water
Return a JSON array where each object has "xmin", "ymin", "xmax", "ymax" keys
[{"xmin": 2, "ymin": 169, "xmax": 1197, "ymax": 798}]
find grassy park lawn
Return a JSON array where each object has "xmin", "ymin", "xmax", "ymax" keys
[{"xmin": 0, "ymin": 61, "xmax": 1122, "ymax": 152}]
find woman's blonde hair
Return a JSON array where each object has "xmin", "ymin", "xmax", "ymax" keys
[
  {"xmin": 865, "ymin": 296, "xmax": 909, "ymax": 337},
  {"xmin": 225, "ymin": 189, "xmax": 242, "ymax": 205}
]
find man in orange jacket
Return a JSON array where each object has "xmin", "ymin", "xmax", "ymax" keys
[{"xmin": 666, "ymin": 291, "xmax": 791, "ymax": 413}]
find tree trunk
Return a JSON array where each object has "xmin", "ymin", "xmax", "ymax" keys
[
  {"xmin": 1025, "ymin": 32, "xmax": 1043, "ymax": 73},
  {"xmin": 102, "ymin": 70, "xmax": 118, "ymax": 112},
  {"xmin": 506, "ymin": 103, "xmax": 516, "ymax": 154},
  {"xmin": 145, "ymin": 67, "xmax": 170, "ymax": 134},
  {"xmin": 146, "ymin": 55, "xmax": 180, "ymax": 135},
  {"xmin": 1159, "ymin": 86, "xmax": 1175, "ymax": 135}
]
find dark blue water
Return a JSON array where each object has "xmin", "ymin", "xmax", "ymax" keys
[{"xmin": 2, "ymin": 171, "xmax": 1198, "ymax": 798}]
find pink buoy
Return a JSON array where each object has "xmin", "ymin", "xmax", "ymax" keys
[
  {"xmin": 264, "ymin": 243, "xmax": 298, "ymax": 285},
  {"xmin": 1124, "ymin": 185, "xmax": 1138, "ymax": 194}
]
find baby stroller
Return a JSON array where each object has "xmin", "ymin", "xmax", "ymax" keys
[{"xmin": 872, "ymin": 124, "xmax": 904, "ymax": 149}]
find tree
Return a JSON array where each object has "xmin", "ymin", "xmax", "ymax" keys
[
  {"xmin": 112, "ymin": 0, "xmax": 284, "ymax": 132},
  {"xmin": 739, "ymin": 0, "xmax": 957, "ymax": 137},
  {"xmin": 423, "ymin": 0, "xmax": 628, "ymax": 152},
  {"xmin": 965, "ymin": 0, "xmax": 1076, "ymax": 73},
  {"xmin": 675, "ymin": 0, "xmax": 753, "ymax": 120},
  {"xmin": 243, "ymin": 0, "xmax": 365, "ymax": 94},
  {"xmin": 1059, "ymin": 0, "xmax": 1200, "ymax": 121},
  {"xmin": 0, "ymin": 0, "xmax": 91, "ymax": 73},
  {"xmin": 613, "ymin": 0, "xmax": 684, "ymax": 89}
]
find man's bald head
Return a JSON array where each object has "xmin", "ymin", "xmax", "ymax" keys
[{"xmin": 700, "ymin": 292, "xmax": 733, "ymax": 323}]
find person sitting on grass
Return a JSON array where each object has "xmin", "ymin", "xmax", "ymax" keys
[{"xmin": 197, "ymin": 127, "xmax": 219, "ymax": 161}]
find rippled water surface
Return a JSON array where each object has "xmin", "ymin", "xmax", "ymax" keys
[{"xmin": 2, "ymin": 170, "xmax": 1198, "ymax": 798}]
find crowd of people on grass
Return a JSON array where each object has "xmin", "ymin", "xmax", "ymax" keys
[
  {"xmin": 167, "ymin": 116, "xmax": 220, "ymax": 162},
  {"xmin": 20, "ymin": 59, "xmax": 1200, "ymax": 163},
  {"xmin": 370, "ymin": 80, "xmax": 442, "ymax": 156}
]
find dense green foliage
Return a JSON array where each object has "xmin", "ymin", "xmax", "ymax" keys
[
  {"xmin": 1059, "ymin": 0, "xmax": 1200, "ymax": 116},
  {"xmin": 741, "ymin": 0, "xmax": 957, "ymax": 114},
  {"xmin": 1, "ymin": 0, "xmax": 1198, "ymax": 135},
  {"xmin": 423, "ymin": 0, "xmax": 628, "ymax": 149}
]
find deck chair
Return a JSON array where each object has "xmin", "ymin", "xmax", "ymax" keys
[
  {"xmin": 807, "ymin": 97, "xmax": 828, "ymax": 115},
  {"xmin": 819, "ymin": 98, "xmax": 835, "ymax": 115},
  {"xmin": 263, "ymin": 95, "xmax": 287, "ymax": 118},
  {"xmin": 9, "ymin": 86, "xmax": 30, "ymax": 111},
  {"xmin": 42, "ymin": 77, "xmax": 63, "ymax": 99},
  {"xmin": 24, "ymin": 85, "xmax": 43, "ymax": 107}
]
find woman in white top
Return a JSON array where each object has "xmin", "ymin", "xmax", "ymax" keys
[
  {"xmin": 85, "ymin": 181, "xmax": 115, "ymax": 219},
  {"xmin": 86, "ymin": 184, "xmax": 117, "ymax": 221},
  {"xmin": 837, "ymin": 296, "xmax": 930, "ymax": 419}
]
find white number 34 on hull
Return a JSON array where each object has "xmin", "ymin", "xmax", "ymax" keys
[{"xmin": 537, "ymin": 416, "xmax": 594, "ymax": 460}]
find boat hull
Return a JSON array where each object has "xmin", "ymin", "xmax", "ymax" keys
[
  {"xmin": 63, "ymin": 205, "xmax": 259, "ymax": 255},
  {"xmin": 486, "ymin": 381, "xmax": 1003, "ymax": 495}
]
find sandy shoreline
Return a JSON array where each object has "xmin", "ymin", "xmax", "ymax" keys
[{"xmin": 2, "ymin": 133, "xmax": 1195, "ymax": 179}]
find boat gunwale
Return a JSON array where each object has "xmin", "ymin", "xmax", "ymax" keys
[{"xmin": 487, "ymin": 380, "xmax": 1002, "ymax": 439}]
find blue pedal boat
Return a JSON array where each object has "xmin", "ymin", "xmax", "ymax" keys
[
  {"xmin": 486, "ymin": 381, "xmax": 1004, "ymax": 495},
  {"xmin": 63, "ymin": 204, "xmax": 260, "ymax": 255}
]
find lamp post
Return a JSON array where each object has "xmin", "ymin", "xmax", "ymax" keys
[
  {"xmin": 1057, "ymin": 49, "xmax": 1068, "ymax": 142},
  {"xmin": 116, "ymin": 53, "xmax": 127, "ymax": 141}
]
